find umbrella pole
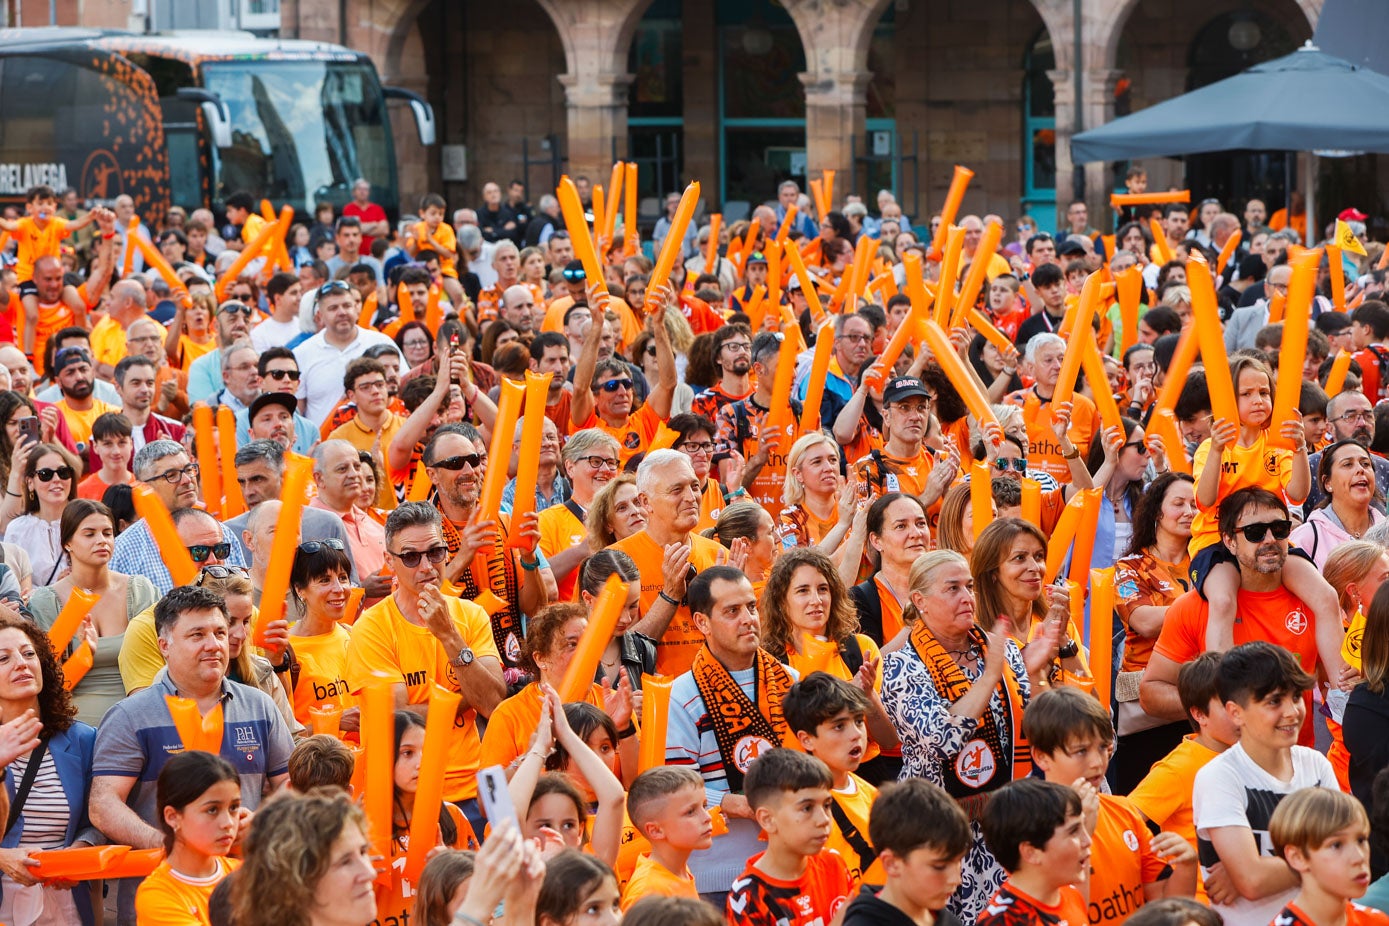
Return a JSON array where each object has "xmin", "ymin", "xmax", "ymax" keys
[{"xmin": 1305, "ymin": 152, "xmax": 1317, "ymax": 246}]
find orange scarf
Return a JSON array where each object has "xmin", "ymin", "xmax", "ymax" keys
[{"xmin": 691, "ymin": 646, "xmax": 794, "ymax": 793}]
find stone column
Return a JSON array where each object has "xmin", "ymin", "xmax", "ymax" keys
[
  {"xmin": 1081, "ymin": 68, "xmax": 1123, "ymax": 227},
  {"xmin": 535, "ymin": 0, "xmax": 654, "ymax": 183},
  {"xmin": 782, "ymin": 0, "xmax": 893, "ymax": 202},
  {"xmin": 1050, "ymin": 67, "xmax": 1076, "ymax": 227}
]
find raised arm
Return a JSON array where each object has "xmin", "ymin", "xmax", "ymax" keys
[
  {"xmin": 569, "ymin": 283, "xmax": 609, "ymax": 428},
  {"xmin": 644, "ymin": 288, "xmax": 678, "ymax": 421}
]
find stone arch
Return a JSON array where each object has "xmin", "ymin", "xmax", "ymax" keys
[{"xmin": 1098, "ymin": 0, "xmax": 1321, "ymax": 75}]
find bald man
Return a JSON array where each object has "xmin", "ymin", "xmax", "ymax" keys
[
  {"xmin": 957, "ymin": 214, "xmax": 1013, "ymax": 282},
  {"xmin": 91, "ymin": 279, "xmax": 148, "ymax": 381}
]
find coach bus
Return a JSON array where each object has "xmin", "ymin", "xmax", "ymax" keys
[{"xmin": 0, "ymin": 27, "xmax": 434, "ymax": 225}]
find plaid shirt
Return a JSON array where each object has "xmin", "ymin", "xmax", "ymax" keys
[{"xmin": 111, "ymin": 519, "xmax": 248, "ymax": 594}]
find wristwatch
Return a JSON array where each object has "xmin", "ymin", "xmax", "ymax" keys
[
  {"xmin": 449, "ymin": 646, "xmax": 475, "ymax": 669},
  {"xmin": 1057, "ymin": 639, "xmax": 1079, "ymax": 659}
]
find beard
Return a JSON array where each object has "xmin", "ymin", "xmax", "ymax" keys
[{"xmin": 63, "ymin": 379, "xmax": 93, "ymax": 400}]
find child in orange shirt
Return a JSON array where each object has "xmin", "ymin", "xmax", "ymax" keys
[
  {"xmin": 408, "ymin": 192, "xmax": 467, "ymax": 317},
  {"xmin": 134, "ymin": 750, "xmax": 243, "ymax": 926},
  {"xmin": 0, "ymin": 185, "xmax": 100, "ymax": 359},
  {"xmin": 726, "ymin": 749, "xmax": 853, "ymax": 926},
  {"xmin": 620, "ymin": 766, "xmax": 710, "ymax": 910},
  {"xmin": 1269, "ymin": 788, "xmax": 1389, "ymax": 926},
  {"xmin": 1193, "ymin": 356, "xmax": 1344, "ymax": 683},
  {"xmin": 1026, "ymin": 688, "xmax": 1198, "ymax": 925},
  {"xmin": 980, "ymin": 778, "xmax": 1093, "ymax": 926}
]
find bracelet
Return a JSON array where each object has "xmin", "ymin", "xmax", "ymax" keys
[
  {"xmin": 617, "ymin": 722, "xmax": 638, "ymax": 740},
  {"xmin": 1061, "ymin": 446, "xmax": 1081, "ymax": 460},
  {"xmin": 725, "ymin": 487, "xmax": 747, "ymax": 501},
  {"xmin": 658, "ymin": 590, "xmax": 681, "ymax": 607},
  {"xmin": 519, "ymin": 556, "xmax": 540, "ymax": 571}
]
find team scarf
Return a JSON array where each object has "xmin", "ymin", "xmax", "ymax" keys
[
  {"xmin": 909, "ymin": 620, "xmax": 1030, "ymax": 798},
  {"xmin": 691, "ymin": 645, "xmax": 794, "ymax": 794},
  {"xmin": 440, "ymin": 517, "xmax": 524, "ymax": 669}
]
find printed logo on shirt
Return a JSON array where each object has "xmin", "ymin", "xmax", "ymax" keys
[
  {"xmin": 955, "ymin": 738, "xmax": 997, "ymax": 788},
  {"xmin": 1264, "ymin": 452, "xmax": 1281, "ymax": 476},
  {"xmin": 734, "ymin": 735, "xmax": 774, "ymax": 773},
  {"xmin": 1117, "ymin": 579, "xmax": 1140, "ymax": 602},
  {"xmin": 1286, "ymin": 609, "xmax": 1308, "ymax": 635},
  {"xmin": 624, "ymin": 431, "xmax": 641, "ymax": 450},
  {"xmin": 885, "ymin": 474, "xmax": 900, "ymax": 492},
  {"xmin": 1123, "ymin": 828, "xmax": 1139, "ymax": 852},
  {"xmin": 505, "ymin": 632, "xmax": 522, "ymax": 664}
]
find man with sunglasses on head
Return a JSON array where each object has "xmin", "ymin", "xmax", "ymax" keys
[
  {"xmin": 234, "ymin": 347, "xmax": 319, "ymax": 455},
  {"xmin": 1140, "ymin": 487, "xmax": 1327, "ymax": 742},
  {"xmin": 310, "ymin": 440, "xmax": 387, "ymax": 599},
  {"xmin": 184, "ymin": 297, "xmax": 255, "ymax": 405},
  {"xmin": 422, "ymin": 424, "xmax": 553, "ymax": 678},
  {"xmin": 571, "ymin": 283, "xmax": 676, "ymax": 467},
  {"xmin": 294, "ymin": 278, "xmax": 401, "ymax": 426},
  {"xmin": 111, "ymin": 440, "xmax": 248, "ymax": 594},
  {"xmin": 345, "ymin": 501, "xmax": 504, "ymax": 842}
]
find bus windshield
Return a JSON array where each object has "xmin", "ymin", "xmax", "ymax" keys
[{"xmin": 201, "ymin": 58, "xmax": 396, "ymax": 214}]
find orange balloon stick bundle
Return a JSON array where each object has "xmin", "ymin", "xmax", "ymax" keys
[
  {"xmin": 797, "ymin": 323, "xmax": 836, "ymax": 435},
  {"xmin": 253, "ymin": 454, "xmax": 312, "ymax": 650},
  {"xmin": 193, "ymin": 404, "xmax": 222, "ymax": 518},
  {"xmin": 638, "ymin": 674, "xmax": 673, "ymax": 771},
  {"xmin": 403, "ymin": 684, "xmax": 462, "ymax": 882},
  {"xmin": 1186, "ymin": 255, "xmax": 1238, "ymax": 427},
  {"xmin": 132, "ymin": 486, "xmax": 200, "ymax": 587},
  {"xmin": 1088, "ymin": 568, "xmax": 1116, "ymax": 708},
  {"xmin": 930, "ymin": 165, "xmax": 974, "ymax": 259},
  {"xmin": 559, "ymin": 574, "xmax": 629, "ymax": 703},
  {"xmin": 1109, "ymin": 190, "xmax": 1190, "ymax": 208},
  {"xmin": 648, "ymin": 182, "xmax": 701, "ymax": 303},
  {"xmin": 1267, "ymin": 248, "xmax": 1321, "ymax": 450},
  {"xmin": 361, "ymin": 680, "xmax": 394, "ymax": 888},
  {"xmin": 216, "ymin": 405, "xmax": 246, "ymax": 517},
  {"xmin": 507, "ymin": 370, "xmax": 555, "ymax": 549},
  {"xmin": 970, "ymin": 461, "xmax": 992, "ymax": 539},
  {"xmin": 556, "ymin": 176, "xmax": 608, "ymax": 300}
]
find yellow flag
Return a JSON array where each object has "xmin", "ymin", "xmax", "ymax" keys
[
  {"xmin": 1343, "ymin": 609, "xmax": 1365, "ymax": 671},
  {"xmin": 1335, "ymin": 218, "xmax": 1368, "ymax": 256}
]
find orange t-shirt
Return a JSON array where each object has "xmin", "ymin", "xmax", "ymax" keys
[
  {"xmin": 608, "ymin": 529, "xmax": 725, "ymax": 675},
  {"xmin": 1113, "ymin": 550, "xmax": 1191, "ymax": 672},
  {"xmin": 477, "ymin": 681, "xmax": 605, "ymax": 772},
  {"xmin": 697, "ymin": 478, "xmax": 724, "ymax": 532},
  {"xmin": 414, "ymin": 221, "xmax": 458, "ymax": 277},
  {"xmin": 28, "ymin": 300, "xmax": 75, "ymax": 377},
  {"xmin": 726, "ymin": 850, "xmax": 852, "ymax": 926},
  {"xmin": 345, "ymin": 594, "xmax": 501, "ymax": 801},
  {"xmin": 13, "ymin": 215, "xmax": 70, "ymax": 282},
  {"xmin": 1277, "ymin": 902, "xmax": 1389, "ymax": 926},
  {"xmin": 619, "ymin": 854, "xmax": 699, "ymax": 910},
  {"xmin": 578, "ymin": 404, "xmax": 663, "ymax": 467},
  {"xmin": 979, "ymin": 881, "xmax": 1089, "ymax": 926},
  {"xmin": 134, "ymin": 856, "xmax": 238, "ymax": 926},
  {"xmin": 1008, "ymin": 388, "xmax": 1099, "ymax": 485},
  {"xmin": 537, "ymin": 502, "xmax": 587, "ymax": 601},
  {"xmin": 542, "ymin": 294, "xmax": 644, "ymax": 350},
  {"xmin": 823, "ymin": 773, "xmax": 885, "ymax": 888},
  {"xmin": 1089, "ymin": 794, "xmax": 1170, "ymax": 926},
  {"xmin": 1127, "ymin": 734, "xmax": 1222, "ymax": 903},
  {"xmin": 1189, "ymin": 431, "xmax": 1295, "ymax": 554},
  {"xmin": 1153, "ymin": 587, "xmax": 1316, "ymax": 745},
  {"xmin": 852, "ymin": 446, "xmax": 941, "ymax": 501}
]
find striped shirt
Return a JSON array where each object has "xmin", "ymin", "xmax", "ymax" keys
[{"xmin": 10, "ymin": 749, "xmax": 68, "ymax": 849}]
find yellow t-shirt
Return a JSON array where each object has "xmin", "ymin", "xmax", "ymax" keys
[
  {"xmin": 57, "ymin": 397, "xmax": 119, "ymax": 449},
  {"xmin": 1127, "ymin": 735, "xmax": 1222, "ymax": 903},
  {"xmin": 119, "ymin": 606, "xmax": 162, "ymax": 693},
  {"xmin": 537, "ymin": 503, "xmax": 586, "ymax": 601},
  {"xmin": 327, "ymin": 412, "xmax": 405, "ymax": 510},
  {"xmin": 345, "ymin": 594, "xmax": 500, "ymax": 801},
  {"xmin": 620, "ymin": 853, "xmax": 698, "ymax": 910},
  {"xmin": 178, "ymin": 335, "xmax": 217, "ymax": 372},
  {"xmin": 608, "ymin": 530, "xmax": 726, "ymax": 676},
  {"xmin": 89, "ymin": 315, "xmax": 127, "ymax": 369},
  {"xmin": 290, "ymin": 624, "xmax": 356, "ymax": 726},
  {"xmin": 825, "ymin": 773, "xmax": 884, "ymax": 888},
  {"xmin": 134, "ymin": 856, "xmax": 238, "ymax": 926},
  {"xmin": 14, "ymin": 215, "xmax": 70, "ymax": 283},
  {"xmin": 1189, "ymin": 430, "xmax": 1295, "ymax": 554},
  {"xmin": 414, "ymin": 221, "xmax": 458, "ymax": 277},
  {"xmin": 241, "ymin": 213, "xmax": 268, "ymax": 245}
]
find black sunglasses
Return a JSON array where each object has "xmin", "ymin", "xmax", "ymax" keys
[
  {"xmin": 1122, "ymin": 441, "xmax": 1149, "ymax": 456},
  {"xmin": 430, "ymin": 453, "xmax": 482, "ymax": 471},
  {"xmin": 299, "ymin": 539, "xmax": 346, "ymax": 554},
  {"xmin": 593, "ymin": 378, "xmax": 633, "ymax": 394},
  {"xmin": 265, "ymin": 369, "xmax": 301, "ymax": 382},
  {"xmin": 34, "ymin": 466, "xmax": 74, "ymax": 482},
  {"xmin": 196, "ymin": 565, "xmax": 249, "ymax": 585},
  {"xmin": 389, "ymin": 545, "xmax": 449, "ymax": 568},
  {"xmin": 1235, "ymin": 520, "xmax": 1292, "ymax": 543},
  {"xmin": 187, "ymin": 542, "xmax": 232, "ymax": 564},
  {"xmin": 217, "ymin": 301, "xmax": 254, "ymax": 318}
]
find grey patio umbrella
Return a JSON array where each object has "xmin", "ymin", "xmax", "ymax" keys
[{"xmin": 1071, "ymin": 42, "xmax": 1389, "ymax": 243}]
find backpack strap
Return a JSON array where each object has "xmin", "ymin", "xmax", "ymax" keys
[
  {"xmin": 850, "ymin": 581, "xmax": 885, "ymax": 645},
  {"xmin": 839, "ymin": 635, "xmax": 865, "ymax": 678},
  {"xmin": 829, "ymin": 793, "xmax": 878, "ymax": 871}
]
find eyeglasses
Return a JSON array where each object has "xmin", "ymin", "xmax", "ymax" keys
[
  {"xmin": 430, "ymin": 453, "xmax": 482, "ymax": 471},
  {"xmin": 196, "ymin": 564, "xmax": 249, "ymax": 585},
  {"xmin": 679, "ymin": 441, "xmax": 715, "ymax": 455},
  {"xmin": 388, "ymin": 545, "xmax": 449, "ymax": 568},
  {"xmin": 581, "ymin": 456, "xmax": 620, "ymax": 471},
  {"xmin": 352, "ymin": 378, "xmax": 388, "ymax": 392},
  {"xmin": 1333, "ymin": 410, "xmax": 1375, "ymax": 424},
  {"xmin": 1235, "ymin": 519, "xmax": 1292, "ymax": 543},
  {"xmin": 721, "ymin": 342, "xmax": 752, "ymax": 354},
  {"xmin": 836, "ymin": 334, "xmax": 872, "ymax": 344},
  {"xmin": 264, "ymin": 368, "xmax": 301, "ymax": 382},
  {"xmin": 994, "ymin": 458, "xmax": 1028, "ymax": 473},
  {"xmin": 187, "ymin": 542, "xmax": 232, "ymax": 564},
  {"xmin": 150, "ymin": 462, "xmax": 200, "ymax": 484},
  {"xmin": 1121, "ymin": 441, "xmax": 1149, "ymax": 455},
  {"xmin": 299, "ymin": 539, "xmax": 346, "ymax": 554},
  {"xmin": 593, "ymin": 378, "xmax": 633, "ymax": 393},
  {"xmin": 402, "ymin": 338, "xmax": 431, "ymax": 349}
]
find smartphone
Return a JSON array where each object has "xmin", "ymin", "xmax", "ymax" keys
[
  {"xmin": 477, "ymin": 765, "xmax": 519, "ymax": 830},
  {"xmin": 16, "ymin": 417, "xmax": 38, "ymax": 445}
]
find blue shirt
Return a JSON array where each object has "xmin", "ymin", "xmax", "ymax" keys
[
  {"xmin": 500, "ymin": 475, "xmax": 571, "ymax": 516},
  {"xmin": 234, "ymin": 407, "xmax": 320, "ymax": 456},
  {"xmin": 111, "ymin": 519, "xmax": 248, "ymax": 595}
]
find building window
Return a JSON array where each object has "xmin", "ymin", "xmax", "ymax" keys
[{"xmin": 1022, "ymin": 30, "xmax": 1056, "ymax": 230}]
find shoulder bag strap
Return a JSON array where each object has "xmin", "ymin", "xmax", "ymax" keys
[{"xmin": 5, "ymin": 739, "xmax": 47, "ymax": 839}]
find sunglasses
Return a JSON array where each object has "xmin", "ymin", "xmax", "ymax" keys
[
  {"xmin": 187, "ymin": 542, "xmax": 232, "ymax": 564},
  {"xmin": 196, "ymin": 564, "xmax": 249, "ymax": 585},
  {"xmin": 217, "ymin": 302, "xmax": 254, "ymax": 318},
  {"xmin": 264, "ymin": 368, "xmax": 301, "ymax": 382},
  {"xmin": 993, "ymin": 458, "xmax": 1027, "ymax": 473},
  {"xmin": 1235, "ymin": 519, "xmax": 1292, "ymax": 543},
  {"xmin": 317, "ymin": 280, "xmax": 351, "ymax": 297},
  {"xmin": 430, "ymin": 453, "xmax": 482, "ymax": 471},
  {"xmin": 389, "ymin": 545, "xmax": 449, "ymax": 568},
  {"xmin": 593, "ymin": 379, "xmax": 633, "ymax": 393},
  {"xmin": 561, "ymin": 268, "xmax": 587, "ymax": 283},
  {"xmin": 34, "ymin": 466, "xmax": 74, "ymax": 482},
  {"xmin": 299, "ymin": 539, "xmax": 346, "ymax": 554},
  {"xmin": 1122, "ymin": 441, "xmax": 1149, "ymax": 455}
]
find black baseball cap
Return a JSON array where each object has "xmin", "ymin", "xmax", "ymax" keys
[
  {"xmin": 883, "ymin": 376, "xmax": 932, "ymax": 405},
  {"xmin": 249, "ymin": 391, "xmax": 297, "ymax": 422}
]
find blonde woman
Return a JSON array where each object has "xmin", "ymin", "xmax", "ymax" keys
[
  {"xmin": 584, "ymin": 473, "xmax": 646, "ymax": 552},
  {"xmin": 779, "ymin": 431, "xmax": 857, "ymax": 553}
]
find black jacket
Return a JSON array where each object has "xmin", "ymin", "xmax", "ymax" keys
[{"xmin": 1343, "ymin": 682, "xmax": 1389, "ymax": 811}]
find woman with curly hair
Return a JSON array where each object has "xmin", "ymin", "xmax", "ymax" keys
[
  {"xmin": 760, "ymin": 547, "xmax": 899, "ymax": 758},
  {"xmin": 0, "ymin": 612, "xmax": 101, "ymax": 925},
  {"xmin": 231, "ymin": 789, "xmax": 379, "ymax": 926}
]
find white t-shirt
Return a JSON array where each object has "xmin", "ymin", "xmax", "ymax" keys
[
  {"xmin": 1193, "ymin": 742, "xmax": 1338, "ymax": 926},
  {"xmin": 250, "ymin": 316, "xmax": 302, "ymax": 352},
  {"xmin": 293, "ymin": 327, "xmax": 400, "ymax": 425}
]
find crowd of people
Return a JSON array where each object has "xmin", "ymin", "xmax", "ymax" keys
[{"xmin": 0, "ymin": 162, "xmax": 1382, "ymax": 926}]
